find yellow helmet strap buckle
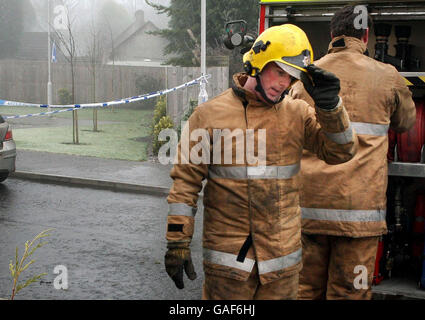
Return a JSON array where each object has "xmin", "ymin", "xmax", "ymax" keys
[{"xmin": 244, "ymin": 61, "xmax": 253, "ymax": 75}]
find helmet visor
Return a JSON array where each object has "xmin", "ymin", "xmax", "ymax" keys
[
  {"xmin": 276, "ymin": 48, "xmax": 312, "ymax": 79},
  {"xmin": 275, "ymin": 61, "xmax": 303, "ymax": 80}
]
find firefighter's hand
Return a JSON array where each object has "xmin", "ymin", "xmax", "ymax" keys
[
  {"xmin": 300, "ymin": 64, "xmax": 341, "ymax": 110},
  {"xmin": 164, "ymin": 245, "xmax": 197, "ymax": 289}
]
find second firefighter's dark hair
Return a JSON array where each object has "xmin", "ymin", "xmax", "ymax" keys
[{"xmin": 330, "ymin": 5, "xmax": 372, "ymax": 39}]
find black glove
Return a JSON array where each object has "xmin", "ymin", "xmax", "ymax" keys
[
  {"xmin": 164, "ymin": 245, "xmax": 197, "ymax": 289},
  {"xmin": 300, "ymin": 64, "xmax": 341, "ymax": 110}
]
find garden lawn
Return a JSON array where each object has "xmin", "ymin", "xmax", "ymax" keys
[{"xmin": 6, "ymin": 107, "xmax": 153, "ymax": 161}]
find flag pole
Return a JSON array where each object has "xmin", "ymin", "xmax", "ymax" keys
[
  {"xmin": 198, "ymin": 0, "xmax": 208, "ymax": 105},
  {"xmin": 47, "ymin": 0, "xmax": 52, "ymax": 113}
]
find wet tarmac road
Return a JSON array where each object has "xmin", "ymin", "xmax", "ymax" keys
[{"xmin": 0, "ymin": 179, "xmax": 204, "ymax": 300}]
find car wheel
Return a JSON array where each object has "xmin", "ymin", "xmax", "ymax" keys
[{"xmin": 0, "ymin": 173, "xmax": 9, "ymax": 182}]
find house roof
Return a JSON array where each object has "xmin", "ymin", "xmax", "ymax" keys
[
  {"xmin": 114, "ymin": 20, "xmax": 159, "ymax": 53},
  {"xmin": 108, "ymin": 10, "xmax": 164, "ymax": 62}
]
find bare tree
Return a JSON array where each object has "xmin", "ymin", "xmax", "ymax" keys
[
  {"xmin": 186, "ymin": 29, "xmax": 200, "ymax": 66},
  {"xmin": 52, "ymin": 4, "xmax": 79, "ymax": 144},
  {"xmin": 93, "ymin": 0, "xmax": 133, "ymax": 113},
  {"xmin": 101, "ymin": 13, "xmax": 116, "ymax": 112},
  {"xmin": 85, "ymin": 8, "xmax": 105, "ymax": 132}
]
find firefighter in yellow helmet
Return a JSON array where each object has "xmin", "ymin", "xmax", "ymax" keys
[{"xmin": 164, "ymin": 24, "xmax": 358, "ymax": 299}]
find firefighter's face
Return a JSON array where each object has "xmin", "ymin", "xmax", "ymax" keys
[{"xmin": 258, "ymin": 62, "xmax": 292, "ymax": 102}]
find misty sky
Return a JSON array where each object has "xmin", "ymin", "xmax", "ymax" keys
[
  {"xmin": 29, "ymin": 0, "xmax": 171, "ymax": 31},
  {"xmin": 116, "ymin": 0, "xmax": 170, "ymax": 28},
  {"xmin": 23, "ymin": 0, "xmax": 172, "ymax": 58}
]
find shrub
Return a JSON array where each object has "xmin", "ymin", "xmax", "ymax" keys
[
  {"xmin": 177, "ymin": 99, "xmax": 197, "ymax": 139},
  {"xmin": 135, "ymin": 74, "xmax": 164, "ymax": 109},
  {"xmin": 8, "ymin": 229, "xmax": 52, "ymax": 300},
  {"xmin": 151, "ymin": 95, "xmax": 167, "ymax": 133},
  {"xmin": 57, "ymin": 88, "xmax": 73, "ymax": 105},
  {"xmin": 152, "ymin": 116, "xmax": 174, "ymax": 156}
]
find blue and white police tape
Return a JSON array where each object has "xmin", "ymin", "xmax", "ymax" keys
[
  {"xmin": 2, "ymin": 74, "xmax": 211, "ymax": 119},
  {"xmin": 4, "ymin": 107, "xmax": 78, "ymax": 119}
]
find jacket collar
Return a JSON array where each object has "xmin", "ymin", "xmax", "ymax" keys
[
  {"xmin": 231, "ymin": 73, "xmax": 280, "ymax": 108},
  {"xmin": 327, "ymin": 35, "xmax": 367, "ymax": 55}
]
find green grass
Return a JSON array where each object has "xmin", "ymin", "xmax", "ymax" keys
[
  {"xmin": 4, "ymin": 106, "xmax": 154, "ymax": 161},
  {"xmin": 1, "ymin": 106, "xmax": 152, "ymax": 124},
  {"xmin": 0, "ymin": 105, "xmax": 42, "ymax": 117}
]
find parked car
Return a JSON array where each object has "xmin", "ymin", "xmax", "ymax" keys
[{"xmin": 0, "ymin": 115, "xmax": 16, "ymax": 182}]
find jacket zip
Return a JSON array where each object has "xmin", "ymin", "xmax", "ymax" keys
[{"xmin": 243, "ymin": 100, "xmax": 257, "ymax": 264}]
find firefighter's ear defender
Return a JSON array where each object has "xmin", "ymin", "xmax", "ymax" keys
[{"xmin": 243, "ymin": 24, "xmax": 314, "ymax": 80}]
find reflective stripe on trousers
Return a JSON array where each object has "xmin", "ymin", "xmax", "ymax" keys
[
  {"xmin": 168, "ymin": 203, "xmax": 197, "ymax": 217},
  {"xmin": 203, "ymin": 248, "xmax": 302, "ymax": 275},
  {"xmin": 301, "ymin": 208, "xmax": 386, "ymax": 222},
  {"xmin": 208, "ymin": 163, "xmax": 300, "ymax": 179}
]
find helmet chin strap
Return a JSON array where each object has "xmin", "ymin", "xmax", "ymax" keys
[{"xmin": 254, "ymin": 74, "xmax": 287, "ymax": 105}]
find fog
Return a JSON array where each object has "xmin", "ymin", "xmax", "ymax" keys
[
  {"xmin": 24, "ymin": 0, "xmax": 171, "ymax": 57},
  {"xmin": 116, "ymin": 0, "xmax": 171, "ymax": 29},
  {"xmin": 29, "ymin": 0, "xmax": 170, "ymax": 32}
]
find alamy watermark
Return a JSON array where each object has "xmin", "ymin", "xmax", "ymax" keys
[
  {"xmin": 157, "ymin": 121, "xmax": 267, "ymax": 167},
  {"xmin": 353, "ymin": 265, "xmax": 368, "ymax": 290},
  {"xmin": 53, "ymin": 265, "xmax": 68, "ymax": 290},
  {"xmin": 354, "ymin": 5, "xmax": 369, "ymax": 30}
]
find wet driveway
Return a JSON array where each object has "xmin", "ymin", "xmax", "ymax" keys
[{"xmin": 0, "ymin": 179, "xmax": 204, "ymax": 300}]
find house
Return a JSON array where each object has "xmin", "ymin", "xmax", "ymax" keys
[{"xmin": 107, "ymin": 10, "xmax": 170, "ymax": 67}]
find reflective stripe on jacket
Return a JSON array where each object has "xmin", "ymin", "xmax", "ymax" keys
[
  {"xmin": 290, "ymin": 36, "xmax": 416, "ymax": 237},
  {"xmin": 167, "ymin": 73, "xmax": 357, "ymax": 284}
]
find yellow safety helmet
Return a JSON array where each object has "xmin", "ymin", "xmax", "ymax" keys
[{"xmin": 243, "ymin": 24, "xmax": 313, "ymax": 80}]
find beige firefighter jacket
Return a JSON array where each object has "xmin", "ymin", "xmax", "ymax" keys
[
  {"xmin": 166, "ymin": 73, "xmax": 357, "ymax": 284},
  {"xmin": 290, "ymin": 36, "xmax": 416, "ymax": 237}
]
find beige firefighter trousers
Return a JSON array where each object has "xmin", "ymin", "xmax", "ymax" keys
[
  {"xmin": 298, "ymin": 233, "xmax": 380, "ymax": 300},
  {"xmin": 202, "ymin": 263, "xmax": 299, "ymax": 300}
]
